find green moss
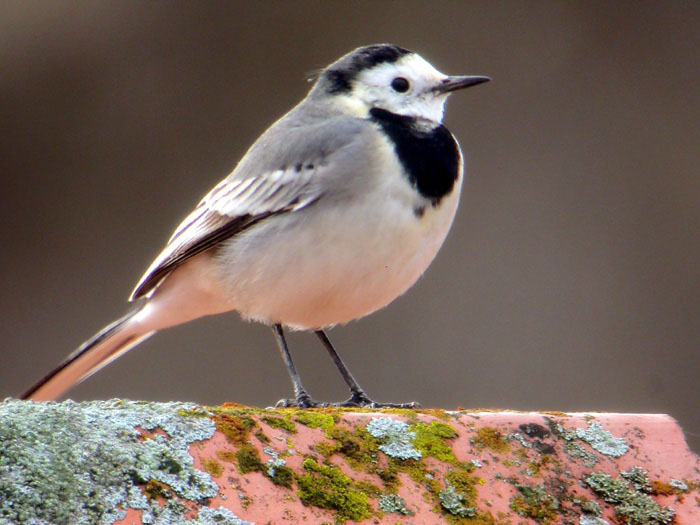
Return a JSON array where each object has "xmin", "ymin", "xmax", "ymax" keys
[
  {"xmin": 229, "ymin": 442, "xmax": 296, "ymax": 489},
  {"xmin": 235, "ymin": 445, "xmax": 264, "ymax": 474},
  {"xmin": 214, "ymin": 414, "xmax": 256, "ymax": 446},
  {"xmin": 315, "ymin": 440, "xmax": 341, "ymax": 459},
  {"xmin": 144, "ymin": 479, "xmax": 172, "ymax": 501},
  {"xmin": 413, "ymin": 422, "xmax": 459, "ymax": 462},
  {"xmin": 297, "ymin": 458, "xmax": 372, "ymax": 523},
  {"xmin": 438, "ymin": 469, "xmax": 494, "ymax": 524},
  {"xmin": 381, "ymin": 408, "xmax": 421, "ymax": 424},
  {"xmin": 321, "ymin": 425, "xmax": 379, "ymax": 471},
  {"xmin": 446, "ymin": 470, "xmax": 480, "ymax": 503},
  {"xmin": 514, "ymin": 448, "xmax": 529, "ymax": 461},
  {"xmin": 375, "ymin": 467, "xmax": 399, "ymax": 488},
  {"xmin": 216, "ymin": 450, "xmax": 238, "ymax": 463},
  {"xmin": 509, "ymin": 483, "xmax": 559, "ymax": 523},
  {"xmin": 268, "ymin": 465, "xmax": 294, "ymax": 488},
  {"xmin": 201, "ymin": 458, "xmax": 223, "ymax": 478},
  {"xmin": 472, "ymin": 427, "xmax": 510, "ymax": 454},
  {"xmin": 295, "ymin": 411, "xmax": 338, "ymax": 429},
  {"xmin": 447, "ymin": 513, "xmax": 500, "ymax": 525},
  {"xmin": 356, "ymin": 480, "xmax": 382, "ymax": 499},
  {"xmin": 399, "ymin": 457, "xmax": 431, "ymax": 485},
  {"xmin": 254, "ymin": 429, "xmax": 270, "ymax": 443},
  {"xmin": 422, "ymin": 408, "xmax": 452, "ymax": 421},
  {"xmin": 176, "ymin": 408, "xmax": 210, "ymax": 418},
  {"xmin": 262, "ymin": 415, "xmax": 297, "ymax": 434}
]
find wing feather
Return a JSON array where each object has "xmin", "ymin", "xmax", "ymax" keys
[
  {"xmin": 130, "ymin": 169, "xmax": 320, "ymax": 300},
  {"xmin": 129, "ymin": 114, "xmax": 371, "ymax": 300}
]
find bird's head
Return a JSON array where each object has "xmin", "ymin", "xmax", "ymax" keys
[{"xmin": 311, "ymin": 44, "xmax": 489, "ymax": 123}]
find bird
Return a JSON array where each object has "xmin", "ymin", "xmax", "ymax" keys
[{"xmin": 21, "ymin": 44, "xmax": 489, "ymax": 407}]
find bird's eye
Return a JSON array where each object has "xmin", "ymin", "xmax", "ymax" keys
[{"xmin": 391, "ymin": 77, "xmax": 410, "ymax": 93}]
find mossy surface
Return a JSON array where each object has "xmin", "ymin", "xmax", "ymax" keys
[
  {"xmin": 6, "ymin": 401, "xmax": 695, "ymax": 524},
  {"xmin": 213, "ymin": 412, "xmax": 257, "ymax": 446},
  {"xmin": 202, "ymin": 458, "xmax": 224, "ymax": 477},
  {"xmin": 144, "ymin": 479, "xmax": 173, "ymax": 501},
  {"xmin": 262, "ymin": 415, "xmax": 297, "ymax": 433},
  {"xmin": 295, "ymin": 410, "xmax": 338, "ymax": 429},
  {"xmin": 297, "ymin": 458, "xmax": 373, "ymax": 523},
  {"xmin": 472, "ymin": 427, "xmax": 510, "ymax": 454},
  {"xmin": 509, "ymin": 483, "xmax": 560, "ymax": 522},
  {"xmin": 414, "ymin": 421, "xmax": 459, "ymax": 462},
  {"xmin": 254, "ymin": 428, "xmax": 270, "ymax": 443},
  {"xmin": 235, "ymin": 445, "xmax": 264, "ymax": 474},
  {"xmin": 216, "ymin": 450, "xmax": 238, "ymax": 463}
]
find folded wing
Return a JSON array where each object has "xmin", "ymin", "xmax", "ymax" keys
[{"xmin": 130, "ymin": 115, "xmax": 370, "ymax": 300}]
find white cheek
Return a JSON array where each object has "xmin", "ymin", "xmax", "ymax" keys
[{"xmin": 396, "ymin": 95, "xmax": 446, "ymax": 122}]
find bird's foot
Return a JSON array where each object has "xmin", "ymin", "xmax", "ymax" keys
[
  {"xmin": 331, "ymin": 390, "xmax": 421, "ymax": 409},
  {"xmin": 274, "ymin": 392, "xmax": 328, "ymax": 409},
  {"xmin": 273, "ymin": 390, "xmax": 421, "ymax": 409}
]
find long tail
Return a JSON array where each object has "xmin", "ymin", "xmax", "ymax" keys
[{"xmin": 21, "ymin": 304, "xmax": 155, "ymax": 401}]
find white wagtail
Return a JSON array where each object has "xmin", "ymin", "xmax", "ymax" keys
[{"xmin": 22, "ymin": 44, "xmax": 489, "ymax": 407}]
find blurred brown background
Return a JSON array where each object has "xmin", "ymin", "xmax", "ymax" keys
[{"xmin": 1, "ymin": 2, "xmax": 698, "ymax": 451}]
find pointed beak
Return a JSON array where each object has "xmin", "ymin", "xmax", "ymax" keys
[{"xmin": 432, "ymin": 75, "xmax": 491, "ymax": 95}]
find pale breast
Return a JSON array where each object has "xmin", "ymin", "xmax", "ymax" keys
[{"xmin": 213, "ymin": 133, "xmax": 463, "ymax": 330}]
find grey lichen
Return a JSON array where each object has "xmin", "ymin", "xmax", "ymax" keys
[
  {"xmin": 0, "ymin": 399, "xmax": 222, "ymax": 524},
  {"xmin": 581, "ymin": 500, "xmax": 602, "ymax": 516},
  {"xmin": 192, "ymin": 506, "xmax": 253, "ymax": 525},
  {"xmin": 566, "ymin": 441, "xmax": 600, "ymax": 467},
  {"xmin": 579, "ymin": 500, "xmax": 608, "ymax": 525},
  {"xmin": 584, "ymin": 471, "xmax": 675, "ymax": 524},
  {"xmin": 621, "ymin": 466, "xmax": 652, "ymax": 493},
  {"xmin": 439, "ymin": 483, "xmax": 476, "ymax": 518},
  {"xmin": 262, "ymin": 446, "xmax": 286, "ymax": 478},
  {"xmin": 669, "ymin": 479, "xmax": 689, "ymax": 491},
  {"xmin": 575, "ymin": 421, "xmax": 628, "ymax": 457},
  {"xmin": 365, "ymin": 417, "xmax": 421, "ymax": 461},
  {"xmin": 507, "ymin": 432, "xmax": 532, "ymax": 448},
  {"xmin": 548, "ymin": 419, "xmax": 577, "ymax": 441},
  {"xmin": 549, "ymin": 418, "xmax": 628, "ymax": 463},
  {"xmin": 579, "ymin": 515, "xmax": 609, "ymax": 525},
  {"xmin": 378, "ymin": 493, "xmax": 413, "ymax": 515}
]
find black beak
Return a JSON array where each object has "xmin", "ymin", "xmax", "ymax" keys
[{"xmin": 432, "ymin": 75, "xmax": 490, "ymax": 94}]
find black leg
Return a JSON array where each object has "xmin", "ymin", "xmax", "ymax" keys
[
  {"xmin": 314, "ymin": 329, "xmax": 421, "ymax": 409},
  {"xmin": 271, "ymin": 324, "xmax": 322, "ymax": 408},
  {"xmin": 314, "ymin": 330, "xmax": 367, "ymax": 401}
]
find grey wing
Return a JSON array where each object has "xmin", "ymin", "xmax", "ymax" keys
[{"xmin": 130, "ymin": 115, "xmax": 370, "ymax": 300}]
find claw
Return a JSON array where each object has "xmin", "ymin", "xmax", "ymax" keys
[
  {"xmin": 330, "ymin": 391, "xmax": 422, "ymax": 409},
  {"xmin": 274, "ymin": 390, "xmax": 420, "ymax": 410},
  {"xmin": 275, "ymin": 393, "xmax": 328, "ymax": 409}
]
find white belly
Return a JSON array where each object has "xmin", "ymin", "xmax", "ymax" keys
[{"xmin": 213, "ymin": 175, "xmax": 462, "ymax": 330}]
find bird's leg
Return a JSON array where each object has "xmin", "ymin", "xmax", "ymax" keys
[
  {"xmin": 314, "ymin": 329, "xmax": 367, "ymax": 403},
  {"xmin": 272, "ymin": 324, "xmax": 325, "ymax": 408},
  {"xmin": 314, "ymin": 329, "xmax": 421, "ymax": 409}
]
